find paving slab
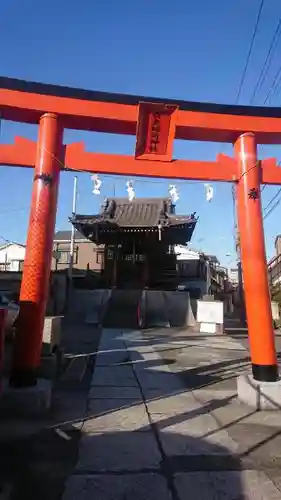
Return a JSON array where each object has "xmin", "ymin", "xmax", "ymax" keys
[
  {"xmin": 63, "ymin": 326, "xmax": 281, "ymax": 499},
  {"xmin": 86, "ymin": 397, "xmax": 142, "ymax": 417},
  {"xmin": 95, "ymin": 349, "xmax": 129, "ymax": 366},
  {"xmin": 88, "ymin": 385, "xmax": 142, "ymax": 400},
  {"xmin": 63, "ymin": 473, "xmax": 172, "ymax": 500},
  {"xmin": 174, "ymin": 471, "xmax": 281, "ymax": 499},
  {"xmin": 146, "ymin": 392, "xmax": 202, "ymax": 416},
  {"xmin": 158, "ymin": 425, "xmax": 238, "ymax": 456},
  {"xmin": 135, "ymin": 370, "xmax": 184, "ymax": 390},
  {"xmin": 76, "ymin": 431, "xmax": 162, "ymax": 472},
  {"xmin": 84, "ymin": 402, "xmax": 150, "ymax": 432},
  {"xmin": 91, "ymin": 365, "xmax": 138, "ymax": 387}
]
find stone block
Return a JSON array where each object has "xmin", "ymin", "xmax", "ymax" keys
[
  {"xmin": 86, "ymin": 397, "xmax": 141, "ymax": 418},
  {"xmin": 91, "ymin": 365, "xmax": 137, "ymax": 387},
  {"xmin": 85, "ymin": 401, "xmax": 150, "ymax": 432},
  {"xmin": 174, "ymin": 471, "xmax": 281, "ymax": 499},
  {"xmin": 95, "ymin": 349, "xmax": 129, "ymax": 366},
  {"xmin": 237, "ymin": 374, "xmax": 281, "ymax": 410},
  {"xmin": 76, "ymin": 431, "xmax": 161, "ymax": 471},
  {"xmin": 89, "ymin": 385, "xmax": 142, "ymax": 400},
  {"xmin": 41, "ymin": 316, "xmax": 62, "ymax": 355},
  {"xmin": 0, "ymin": 378, "xmax": 52, "ymax": 415},
  {"xmin": 62, "ymin": 473, "xmax": 172, "ymax": 500}
]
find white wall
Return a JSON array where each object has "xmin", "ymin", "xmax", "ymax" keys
[
  {"xmin": 0, "ymin": 244, "xmax": 26, "ymax": 271},
  {"xmin": 174, "ymin": 245, "xmax": 200, "ymax": 261}
]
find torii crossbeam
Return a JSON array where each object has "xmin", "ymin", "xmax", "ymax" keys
[{"xmin": 0, "ymin": 76, "xmax": 280, "ymax": 387}]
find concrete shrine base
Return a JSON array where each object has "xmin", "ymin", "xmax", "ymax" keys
[
  {"xmin": 0, "ymin": 378, "xmax": 52, "ymax": 415},
  {"xmin": 237, "ymin": 374, "xmax": 281, "ymax": 410}
]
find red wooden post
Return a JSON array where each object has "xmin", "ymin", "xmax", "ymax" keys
[
  {"xmin": 10, "ymin": 113, "xmax": 63, "ymax": 387},
  {"xmin": 234, "ymin": 132, "xmax": 278, "ymax": 381},
  {"xmin": 0, "ymin": 308, "xmax": 7, "ymax": 393}
]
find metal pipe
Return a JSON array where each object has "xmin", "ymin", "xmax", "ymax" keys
[{"xmin": 68, "ymin": 176, "xmax": 78, "ymax": 280}]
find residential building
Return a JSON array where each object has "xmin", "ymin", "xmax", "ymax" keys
[
  {"xmin": 175, "ymin": 245, "xmax": 230, "ymax": 298},
  {"xmin": 229, "ymin": 267, "xmax": 239, "ymax": 285},
  {"xmin": 52, "ymin": 230, "xmax": 103, "ymax": 272},
  {"xmin": 0, "ymin": 242, "xmax": 25, "ymax": 271},
  {"xmin": 275, "ymin": 235, "xmax": 281, "ymax": 256}
]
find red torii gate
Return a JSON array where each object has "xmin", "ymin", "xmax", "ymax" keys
[{"xmin": 0, "ymin": 77, "xmax": 281, "ymax": 388}]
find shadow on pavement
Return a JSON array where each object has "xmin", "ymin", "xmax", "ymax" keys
[{"xmin": 62, "ymin": 429, "xmax": 245, "ymax": 499}]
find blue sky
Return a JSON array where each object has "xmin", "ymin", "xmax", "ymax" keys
[{"xmin": 1, "ymin": 0, "xmax": 281, "ymax": 267}]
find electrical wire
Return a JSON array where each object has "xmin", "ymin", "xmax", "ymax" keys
[
  {"xmin": 264, "ymin": 197, "xmax": 281, "ymax": 220},
  {"xmin": 250, "ymin": 16, "xmax": 281, "ymax": 104},
  {"xmin": 263, "ymin": 65, "xmax": 281, "ymax": 104},
  {"xmin": 236, "ymin": 0, "xmax": 265, "ymax": 104}
]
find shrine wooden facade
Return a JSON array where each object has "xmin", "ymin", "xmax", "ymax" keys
[{"xmin": 71, "ymin": 197, "xmax": 197, "ymax": 289}]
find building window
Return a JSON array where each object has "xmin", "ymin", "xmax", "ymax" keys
[
  {"xmin": 56, "ymin": 247, "xmax": 78, "ymax": 265},
  {"xmin": 96, "ymin": 251, "xmax": 104, "ymax": 265},
  {"xmin": 58, "ymin": 251, "xmax": 71, "ymax": 264},
  {"xmin": 107, "ymin": 249, "xmax": 113, "ymax": 260},
  {"xmin": 125, "ymin": 254, "xmax": 133, "ymax": 261},
  {"xmin": 0, "ymin": 263, "xmax": 10, "ymax": 271},
  {"xmin": 18, "ymin": 261, "xmax": 24, "ymax": 272}
]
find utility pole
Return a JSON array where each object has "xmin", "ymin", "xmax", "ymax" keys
[
  {"xmin": 68, "ymin": 176, "xmax": 78, "ymax": 281},
  {"xmin": 232, "ymin": 184, "xmax": 246, "ymax": 325}
]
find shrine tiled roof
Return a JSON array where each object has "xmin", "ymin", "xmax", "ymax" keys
[{"xmin": 72, "ymin": 197, "xmax": 196, "ymax": 229}]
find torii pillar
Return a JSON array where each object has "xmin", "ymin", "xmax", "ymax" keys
[
  {"xmin": 235, "ymin": 133, "xmax": 278, "ymax": 382},
  {"xmin": 10, "ymin": 114, "xmax": 63, "ymax": 387}
]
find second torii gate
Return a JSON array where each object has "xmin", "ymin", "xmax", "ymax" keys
[{"xmin": 0, "ymin": 77, "xmax": 281, "ymax": 388}]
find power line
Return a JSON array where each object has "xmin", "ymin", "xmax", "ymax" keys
[
  {"xmin": 264, "ymin": 196, "xmax": 281, "ymax": 220},
  {"xmin": 250, "ymin": 16, "xmax": 281, "ymax": 104},
  {"xmin": 236, "ymin": 0, "xmax": 265, "ymax": 104},
  {"xmin": 263, "ymin": 65, "xmax": 281, "ymax": 104}
]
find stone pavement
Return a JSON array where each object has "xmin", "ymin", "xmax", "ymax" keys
[{"xmin": 62, "ymin": 328, "xmax": 281, "ymax": 499}]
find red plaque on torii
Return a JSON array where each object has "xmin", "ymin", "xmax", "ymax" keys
[{"xmin": 135, "ymin": 102, "xmax": 178, "ymax": 161}]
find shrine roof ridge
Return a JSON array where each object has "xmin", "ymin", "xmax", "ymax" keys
[{"xmin": 1, "ymin": 76, "xmax": 281, "ymax": 118}]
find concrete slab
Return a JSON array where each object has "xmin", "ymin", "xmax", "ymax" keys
[
  {"xmin": 237, "ymin": 374, "xmax": 281, "ymax": 410},
  {"xmin": 158, "ymin": 430, "xmax": 237, "ymax": 456},
  {"xmin": 91, "ymin": 365, "xmax": 138, "ymax": 387},
  {"xmin": 141, "ymin": 385, "xmax": 188, "ymax": 402},
  {"xmin": 0, "ymin": 378, "xmax": 51, "ymax": 415},
  {"xmin": 156, "ymin": 411, "xmax": 238, "ymax": 453},
  {"xmin": 174, "ymin": 470, "xmax": 281, "ymax": 499},
  {"xmin": 86, "ymin": 397, "xmax": 140, "ymax": 417},
  {"xmin": 135, "ymin": 370, "xmax": 184, "ymax": 391},
  {"xmin": 41, "ymin": 315, "xmax": 62, "ymax": 355},
  {"xmin": 95, "ymin": 349, "xmax": 129, "ymax": 366},
  {"xmin": 83, "ymin": 407, "xmax": 150, "ymax": 433},
  {"xmin": 76, "ymin": 431, "xmax": 161, "ymax": 471},
  {"xmin": 88, "ymin": 385, "xmax": 142, "ymax": 400},
  {"xmin": 163, "ymin": 290, "xmax": 196, "ymax": 327},
  {"xmin": 98, "ymin": 339, "xmax": 125, "ymax": 352},
  {"xmin": 62, "ymin": 473, "xmax": 172, "ymax": 500},
  {"xmin": 143, "ymin": 290, "xmax": 170, "ymax": 328},
  {"xmin": 146, "ymin": 393, "xmax": 201, "ymax": 416}
]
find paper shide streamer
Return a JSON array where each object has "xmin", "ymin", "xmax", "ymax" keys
[
  {"xmin": 91, "ymin": 174, "xmax": 102, "ymax": 195},
  {"xmin": 126, "ymin": 180, "xmax": 136, "ymax": 202}
]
